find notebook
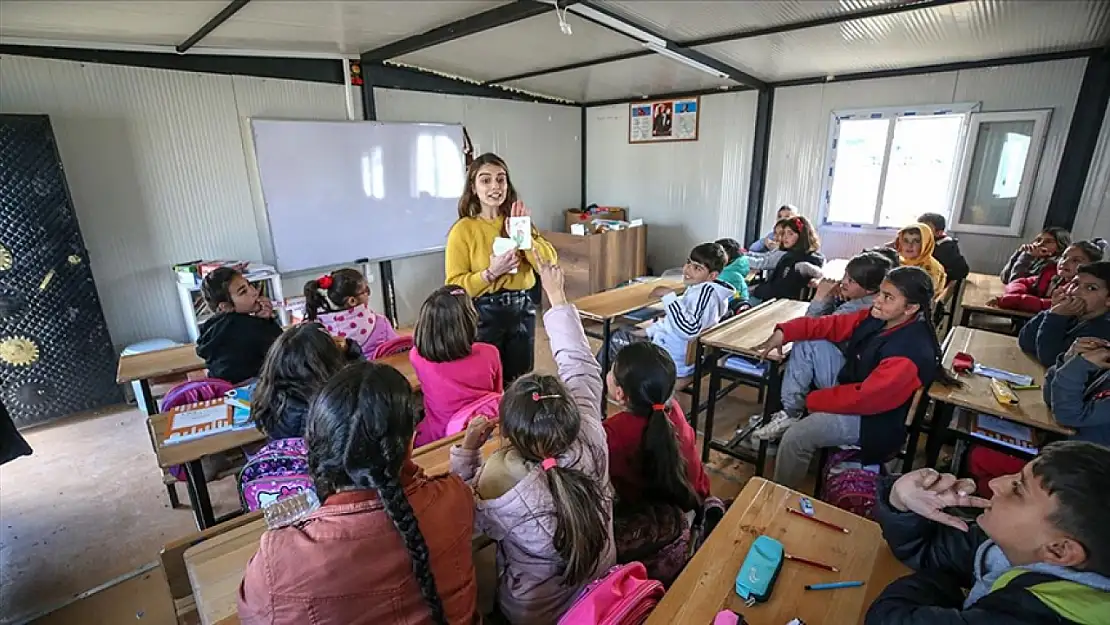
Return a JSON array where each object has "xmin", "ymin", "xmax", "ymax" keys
[
  {"xmin": 225, "ymin": 383, "xmax": 255, "ymax": 427},
  {"xmin": 163, "ymin": 399, "xmax": 250, "ymax": 445},
  {"xmin": 969, "ymin": 414, "xmax": 1038, "ymax": 454}
]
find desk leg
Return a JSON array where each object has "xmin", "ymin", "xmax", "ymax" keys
[
  {"xmin": 902, "ymin": 395, "xmax": 932, "ymax": 473},
  {"xmin": 183, "ymin": 460, "xmax": 216, "ymax": 530},
  {"xmin": 959, "ymin": 307, "xmax": 971, "ymax": 328},
  {"xmin": 701, "ymin": 355, "xmax": 722, "ymax": 464},
  {"xmin": 688, "ymin": 341, "xmax": 705, "ymax": 428},
  {"xmin": 599, "ymin": 319, "xmax": 612, "ymax": 416},
  {"xmin": 755, "ymin": 439, "xmax": 769, "ymax": 478},
  {"xmin": 138, "ymin": 379, "xmax": 158, "ymax": 416},
  {"xmin": 925, "ymin": 402, "xmax": 954, "ymax": 469}
]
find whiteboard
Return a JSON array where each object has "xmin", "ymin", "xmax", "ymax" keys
[{"xmin": 250, "ymin": 119, "xmax": 465, "ymax": 274}]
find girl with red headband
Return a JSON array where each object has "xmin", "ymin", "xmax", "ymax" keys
[
  {"xmin": 748, "ymin": 214, "xmax": 825, "ymax": 304},
  {"xmin": 303, "ymin": 268, "xmax": 397, "ymax": 359}
]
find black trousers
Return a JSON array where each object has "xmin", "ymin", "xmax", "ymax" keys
[{"xmin": 474, "ymin": 289, "xmax": 536, "ymax": 385}]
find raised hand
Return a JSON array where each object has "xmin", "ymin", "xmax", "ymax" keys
[
  {"xmin": 536, "ymin": 261, "xmax": 566, "ymax": 306},
  {"xmin": 510, "ymin": 200, "xmax": 530, "ymax": 218},
  {"xmin": 890, "ymin": 468, "xmax": 991, "ymax": 532}
]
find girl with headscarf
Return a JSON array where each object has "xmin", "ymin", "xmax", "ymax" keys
[{"xmin": 895, "ymin": 223, "xmax": 946, "ymax": 294}]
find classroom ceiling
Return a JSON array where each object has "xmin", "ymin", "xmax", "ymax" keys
[{"xmin": 0, "ymin": 0, "xmax": 1107, "ymax": 103}]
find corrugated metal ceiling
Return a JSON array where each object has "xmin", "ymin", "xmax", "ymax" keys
[{"xmin": 0, "ymin": 0, "xmax": 1106, "ymax": 103}]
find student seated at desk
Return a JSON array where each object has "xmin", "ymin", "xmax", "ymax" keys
[
  {"xmin": 1019, "ymin": 261, "xmax": 1110, "ymax": 367},
  {"xmin": 748, "ymin": 215, "xmax": 824, "ymax": 304},
  {"xmin": 410, "ymin": 286, "xmax": 503, "ymax": 447},
  {"xmin": 1001, "ymin": 227, "xmax": 1071, "ymax": 284},
  {"xmin": 866, "ymin": 442, "xmax": 1110, "ymax": 625},
  {"xmin": 604, "ymin": 342, "xmax": 711, "ymax": 582},
  {"xmin": 748, "ymin": 204, "xmax": 796, "ymax": 253},
  {"xmin": 450, "ymin": 261, "xmax": 614, "ymax": 624},
  {"xmin": 895, "ymin": 223, "xmax": 947, "ymax": 295},
  {"xmin": 238, "ymin": 362, "xmax": 479, "ymax": 625},
  {"xmin": 967, "ymin": 336, "xmax": 1110, "ymax": 497},
  {"xmin": 753, "ymin": 267, "xmax": 959, "ymax": 489},
  {"xmin": 715, "ymin": 238, "xmax": 750, "ymax": 302},
  {"xmin": 917, "ymin": 213, "xmax": 970, "ymax": 284},
  {"xmin": 303, "ymin": 268, "xmax": 398, "ymax": 360},
  {"xmin": 992, "ymin": 241, "xmax": 1104, "ymax": 314},
  {"xmin": 251, "ymin": 323, "xmax": 352, "ymax": 440},
  {"xmin": 195, "ymin": 267, "xmax": 283, "ymax": 385},
  {"xmin": 603, "ymin": 243, "xmax": 735, "ymax": 378},
  {"xmin": 805, "ymin": 251, "xmax": 894, "ymax": 318}
]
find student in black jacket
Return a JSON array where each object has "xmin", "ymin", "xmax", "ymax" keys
[
  {"xmin": 915, "ymin": 213, "xmax": 970, "ymax": 284},
  {"xmin": 194, "ymin": 267, "xmax": 283, "ymax": 384},
  {"xmin": 867, "ymin": 441, "xmax": 1110, "ymax": 625},
  {"xmin": 1019, "ymin": 261, "xmax": 1110, "ymax": 367}
]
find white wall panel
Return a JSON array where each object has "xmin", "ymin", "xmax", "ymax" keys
[
  {"xmin": 0, "ymin": 54, "xmax": 580, "ymax": 349},
  {"xmin": 764, "ymin": 58, "xmax": 1086, "ymax": 273},
  {"xmin": 585, "ymin": 91, "xmax": 758, "ymax": 271},
  {"xmin": 373, "ymin": 88, "xmax": 581, "ymax": 324},
  {"xmin": 1075, "ymin": 105, "xmax": 1110, "ymax": 239}
]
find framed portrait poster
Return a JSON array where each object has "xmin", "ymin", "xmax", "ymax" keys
[{"xmin": 629, "ymin": 97, "xmax": 700, "ymax": 144}]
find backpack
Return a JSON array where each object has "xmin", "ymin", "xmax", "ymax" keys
[
  {"xmin": 238, "ymin": 438, "xmax": 315, "ymax": 511},
  {"xmin": 613, "ymin": 503, "xmax": 690, "ymax": 586},
  {"xmin": 820, "ymin": 447, "xmax": 881, "ymax": 519},
  {"xmin": 558, "ymin": 562, "xmax": 664, "ymax": 625},
  {"xmin": 161, "ymin": 378, "xmax": 235, "ymax": 481},
  {"xmin": 444, "ymin": 391, "xmax": 502, "ymax": 437},
  {"xmin": 371, "ymin": 335, "xmax": 413, "ymax": 360}
]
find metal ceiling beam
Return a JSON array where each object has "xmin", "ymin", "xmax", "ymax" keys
[
  {"xmin": 559, "ymin": 1, "xmax": 767, "ymax": 88},
  {"xmin": 485, "ymin": 0, "xmax": 966, "ymax": 85},
  {"xmin": 176, "ymin": 0, "xmax": 251, "ymax": 54},
  {"xmin": 360, "ymin": 0, "xmax": 572, "ymax": 63}
]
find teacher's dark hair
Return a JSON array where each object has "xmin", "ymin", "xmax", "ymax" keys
[
  {"xmin": 458, "ymin": 152, "xmax": 519, "ymax": 219},
  {"xmin": 306, "ymin": 362, "xmax": 447, "ymax": 625}
]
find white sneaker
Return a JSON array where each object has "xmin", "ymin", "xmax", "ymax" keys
[{"xmin": 751, "ymin": 410, "xmax": 799, "ymax": 441}]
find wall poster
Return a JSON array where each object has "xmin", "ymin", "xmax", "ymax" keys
[{"xmin": 629, "ymin": 97, "xmax": 700, "ymax": 144}]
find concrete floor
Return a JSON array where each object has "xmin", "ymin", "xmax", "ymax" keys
[{"xmin": 1, "ymin": 326, "xmax": 765, "ymax": 624}]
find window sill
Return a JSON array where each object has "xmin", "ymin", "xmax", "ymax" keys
[{"xmin": 818, "ymin": 224, "xmax": 900, "ymax": 236}]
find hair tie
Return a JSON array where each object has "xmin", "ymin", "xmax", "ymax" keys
[
  {"xmin": 651, "ymin": 403, "xmax": 667, "ymax": 411},
  {"xmin": 448, "ymin": 287, "xmax": 466, "ymax": 296},
  {"xmin": 541, "ymin": 458, "xmax": 557, "ymax": 471},
  {"xmin": 794, "ymin": 217, "xmax": 804, "ymax": 230},
  {"xmin": 318, "ymin": 275, "xmax": 333, "ymax": 289},
  {"xmin": 532, "ymin": 392, "xmax": 560, "ymax": 402}
]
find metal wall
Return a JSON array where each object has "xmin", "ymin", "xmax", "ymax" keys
[
  {"xmin": 0, "ymin": 54, "xmax": 581, "ymax": 346},
  {"xmin": 1075, "ymin": 104, "xmax": 1110, "ymax": 238},
  {"xmin": 764, "ymin": 58, "xmax": 1088, "ymax": 273},
  {"xmin": 585, "ymin": 90, "xmax": 759, "ymax": 272}
]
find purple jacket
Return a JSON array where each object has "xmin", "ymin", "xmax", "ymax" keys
[{"xmin": 450, "ymin": 304, "xmax": 614, "ymax": 624}]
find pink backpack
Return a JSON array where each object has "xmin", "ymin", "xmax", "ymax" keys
[
  {"xmin": 820, "ymin": 447, "xmax": 881, "ymax": 519},
  {"xmin": 371, "ymin": 335, "xmax": 413, "ymax": 360},
  {"xmin": 558, "ymin": 562, "xmax": 664, "ymax": 625},
  {"xmin": 444, "ymin": 391, "xmax": 502, "ymax": 437}
]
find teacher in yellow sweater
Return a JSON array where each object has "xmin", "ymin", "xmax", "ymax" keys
[{"xmin": 445, "ymin": 153, "xmax": 557, "ymax": 383}]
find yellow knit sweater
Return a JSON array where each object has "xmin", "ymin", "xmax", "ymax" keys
[{"xmin": 445, "ymin": 216, "xmax": 558, "ymax": 298}]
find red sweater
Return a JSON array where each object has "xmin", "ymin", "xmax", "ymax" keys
[
  {"xmin": 996, "ymin": 265, "xmax": 1060, "ymax": 313},
  {"xmin": 776, "ymin": 310, "xmax": 924, "ymax": 417},
  {"xmin": 604, "ymin": 403, "xmax": 711, "ymax": 507}
]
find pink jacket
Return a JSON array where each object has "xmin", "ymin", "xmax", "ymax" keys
[
  {"xmin": 450, "ymin": 304, "xmax": 614, "ymax": 625},
  {"xmin": 317, "ymin": 303, "xmax": 398, "ymax": 360},
  {"xmin": 410, "ymin": 343, "xmax": 503, "ymax": 447}
]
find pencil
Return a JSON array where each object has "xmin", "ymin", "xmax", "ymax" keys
[
  {"xmin": 806, "ymin": 581, "xmax": 864, "ymax": 591},
  {"xmin": 785, "ymin": 553, "xmax": 840, "ymax": 573},
  {"xmin": 786, "ymin": 506, "xmax": 850, "ymax": 533}
]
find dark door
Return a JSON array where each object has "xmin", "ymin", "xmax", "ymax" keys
[{"xmin": 0, "ymin": 114, "xmax": 122, "ymax": 427}]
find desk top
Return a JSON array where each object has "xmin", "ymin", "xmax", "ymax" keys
[
  {"xmin": 646, "ymin": 477, "xmax": 910, "ymax": 625},
  {"xmin": 573, "ymin": 278, "xmax": 685, "ymax": 321},
  {"xmin": 183, "ymin": 430, "xmax": 502, "ymax": 625},
  {"xmin": 147, "ymin": 351, "xmax": 421, "ymax": 468},
  {"xmin": 960, "ymin": 272, "xmax": 1036, "ymax": 319},
  {"xmin": 117, "ymin": 344, "xmax": 205, "ymax": 384},
  {"xmin": 931, "ymin": 326, "xmax": 1073, "ymax": 435},
  {"xmin": 700, "ymin": 299, "xmax": 811, "ymax": 361}
]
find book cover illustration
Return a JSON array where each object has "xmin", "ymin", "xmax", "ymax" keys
[{"xmin": 507, "ymin": 216, "xmax": 533, "ymax": 250}]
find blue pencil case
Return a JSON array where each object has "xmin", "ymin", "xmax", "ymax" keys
[{"xmin": 736, "ymin": 535, "xmax": 784, "ymax": 606}]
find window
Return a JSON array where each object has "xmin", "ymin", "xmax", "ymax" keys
[
  {"xmin": 821, "ymin": 104, "xmax": 1051, "ymax": 236},
  {"xmin": 413, "ymin": 133, "xmax": 464, "ymax": 199}
]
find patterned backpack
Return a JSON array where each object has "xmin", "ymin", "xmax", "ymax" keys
[
  {"xmin": 238, "ymin": 438, "xmax": 315, "ymax": 511},
  {"xmin": 820, "ymin": 447, "xmax": 882, "ymax": 519}
]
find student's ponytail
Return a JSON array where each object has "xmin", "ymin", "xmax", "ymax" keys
[
  {"xmin": 303, "ymin": 278, "xmax": 329, "ymax": 322},
  {"xmin": 641, "ymin": 403, "xmax": 699, "ymax": 511},
  {"xmin": 885, "ymin": 267, "xmax": 961, "ymax": 388},
  {"xmin": 544, "ymin": 463, "xmax": 611, "ymax": 585},
  {"xmin": 306, "ymin": 363, "xmax": 447, "ymax": 625}
]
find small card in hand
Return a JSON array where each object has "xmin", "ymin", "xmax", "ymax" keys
[{"xmin": 508, "ymin": 216, "xmax": 533, "ymax": 250}]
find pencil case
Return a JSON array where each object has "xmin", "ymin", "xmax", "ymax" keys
[
  {"xmin": 735, "ymin": 535, "xmax": 784, "ymax": 607},
  {"xmin": 990, "ymin": 378, "xmax": 1019, "ymax": 405}
]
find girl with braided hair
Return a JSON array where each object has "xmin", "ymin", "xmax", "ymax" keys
[{"xmin": 237, "ymin": 362, "xmax": 479, "ymax": 624}]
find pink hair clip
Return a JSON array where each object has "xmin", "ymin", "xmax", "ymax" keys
[
  {"xmin": 541, "ymin": 458, "xmax": 557, "ymax": 471},
  {"xmin": 531, "ymin": 392, "xmax": 560, "ymax": 402}
]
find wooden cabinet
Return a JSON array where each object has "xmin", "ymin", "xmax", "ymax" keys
[{"xmin": 544, "ymin": 226, "xmax": 648, "ymax": 302}]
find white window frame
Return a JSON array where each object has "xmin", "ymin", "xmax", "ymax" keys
[
  {"xmin": 819, "ymin": 102, "xmax": 980, "ymax": 231},
  {"xmin": 950, "ymin": 109, "xmax": 1052, "ymax": 237}
]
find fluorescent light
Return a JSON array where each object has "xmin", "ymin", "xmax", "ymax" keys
[
  {"xmin": 566, "ymin": 5, "xmax": 667, "ymax": 46},
  {"xmin": 643, "ymin": 42, "xmax": 729, "ymax": 80}
]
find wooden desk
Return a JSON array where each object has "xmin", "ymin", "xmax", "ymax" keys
[
  {"xmin": 958, "ymin": 272, "xmax": 1036, "ymax": 328},
  {"xmin": 695, "ymin": 300, "xmax": 811, "ymax": 470},
  {"xmin": 647, "ymin": 478, "xmax": 910, "ymax": 625},
  {"xmin": 118, "ymin": 344, "xmax": 207, "ymax": 415},
  {"xmin": 183, "ymin": 431, "xmax": 502, "ymax": 625},
  {"xmin": 903, "ymin": 326, "xmax": 1073, "ymax": 471},
  {"xmin": 148, "ymin": 351, "xmax": 421, "ymax": 530},
  {"xmin": 572, "ymin": 278, "xmax": 685, "ymax": 411}
]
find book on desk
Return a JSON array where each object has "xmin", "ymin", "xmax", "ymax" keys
[
  {"xmin": 164, "ymin": 394, "xmax": 254, "ymax": 445},
  {"xmin": 970, "ymin": 414, "xmax": 1038, "ymax": 454}
]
